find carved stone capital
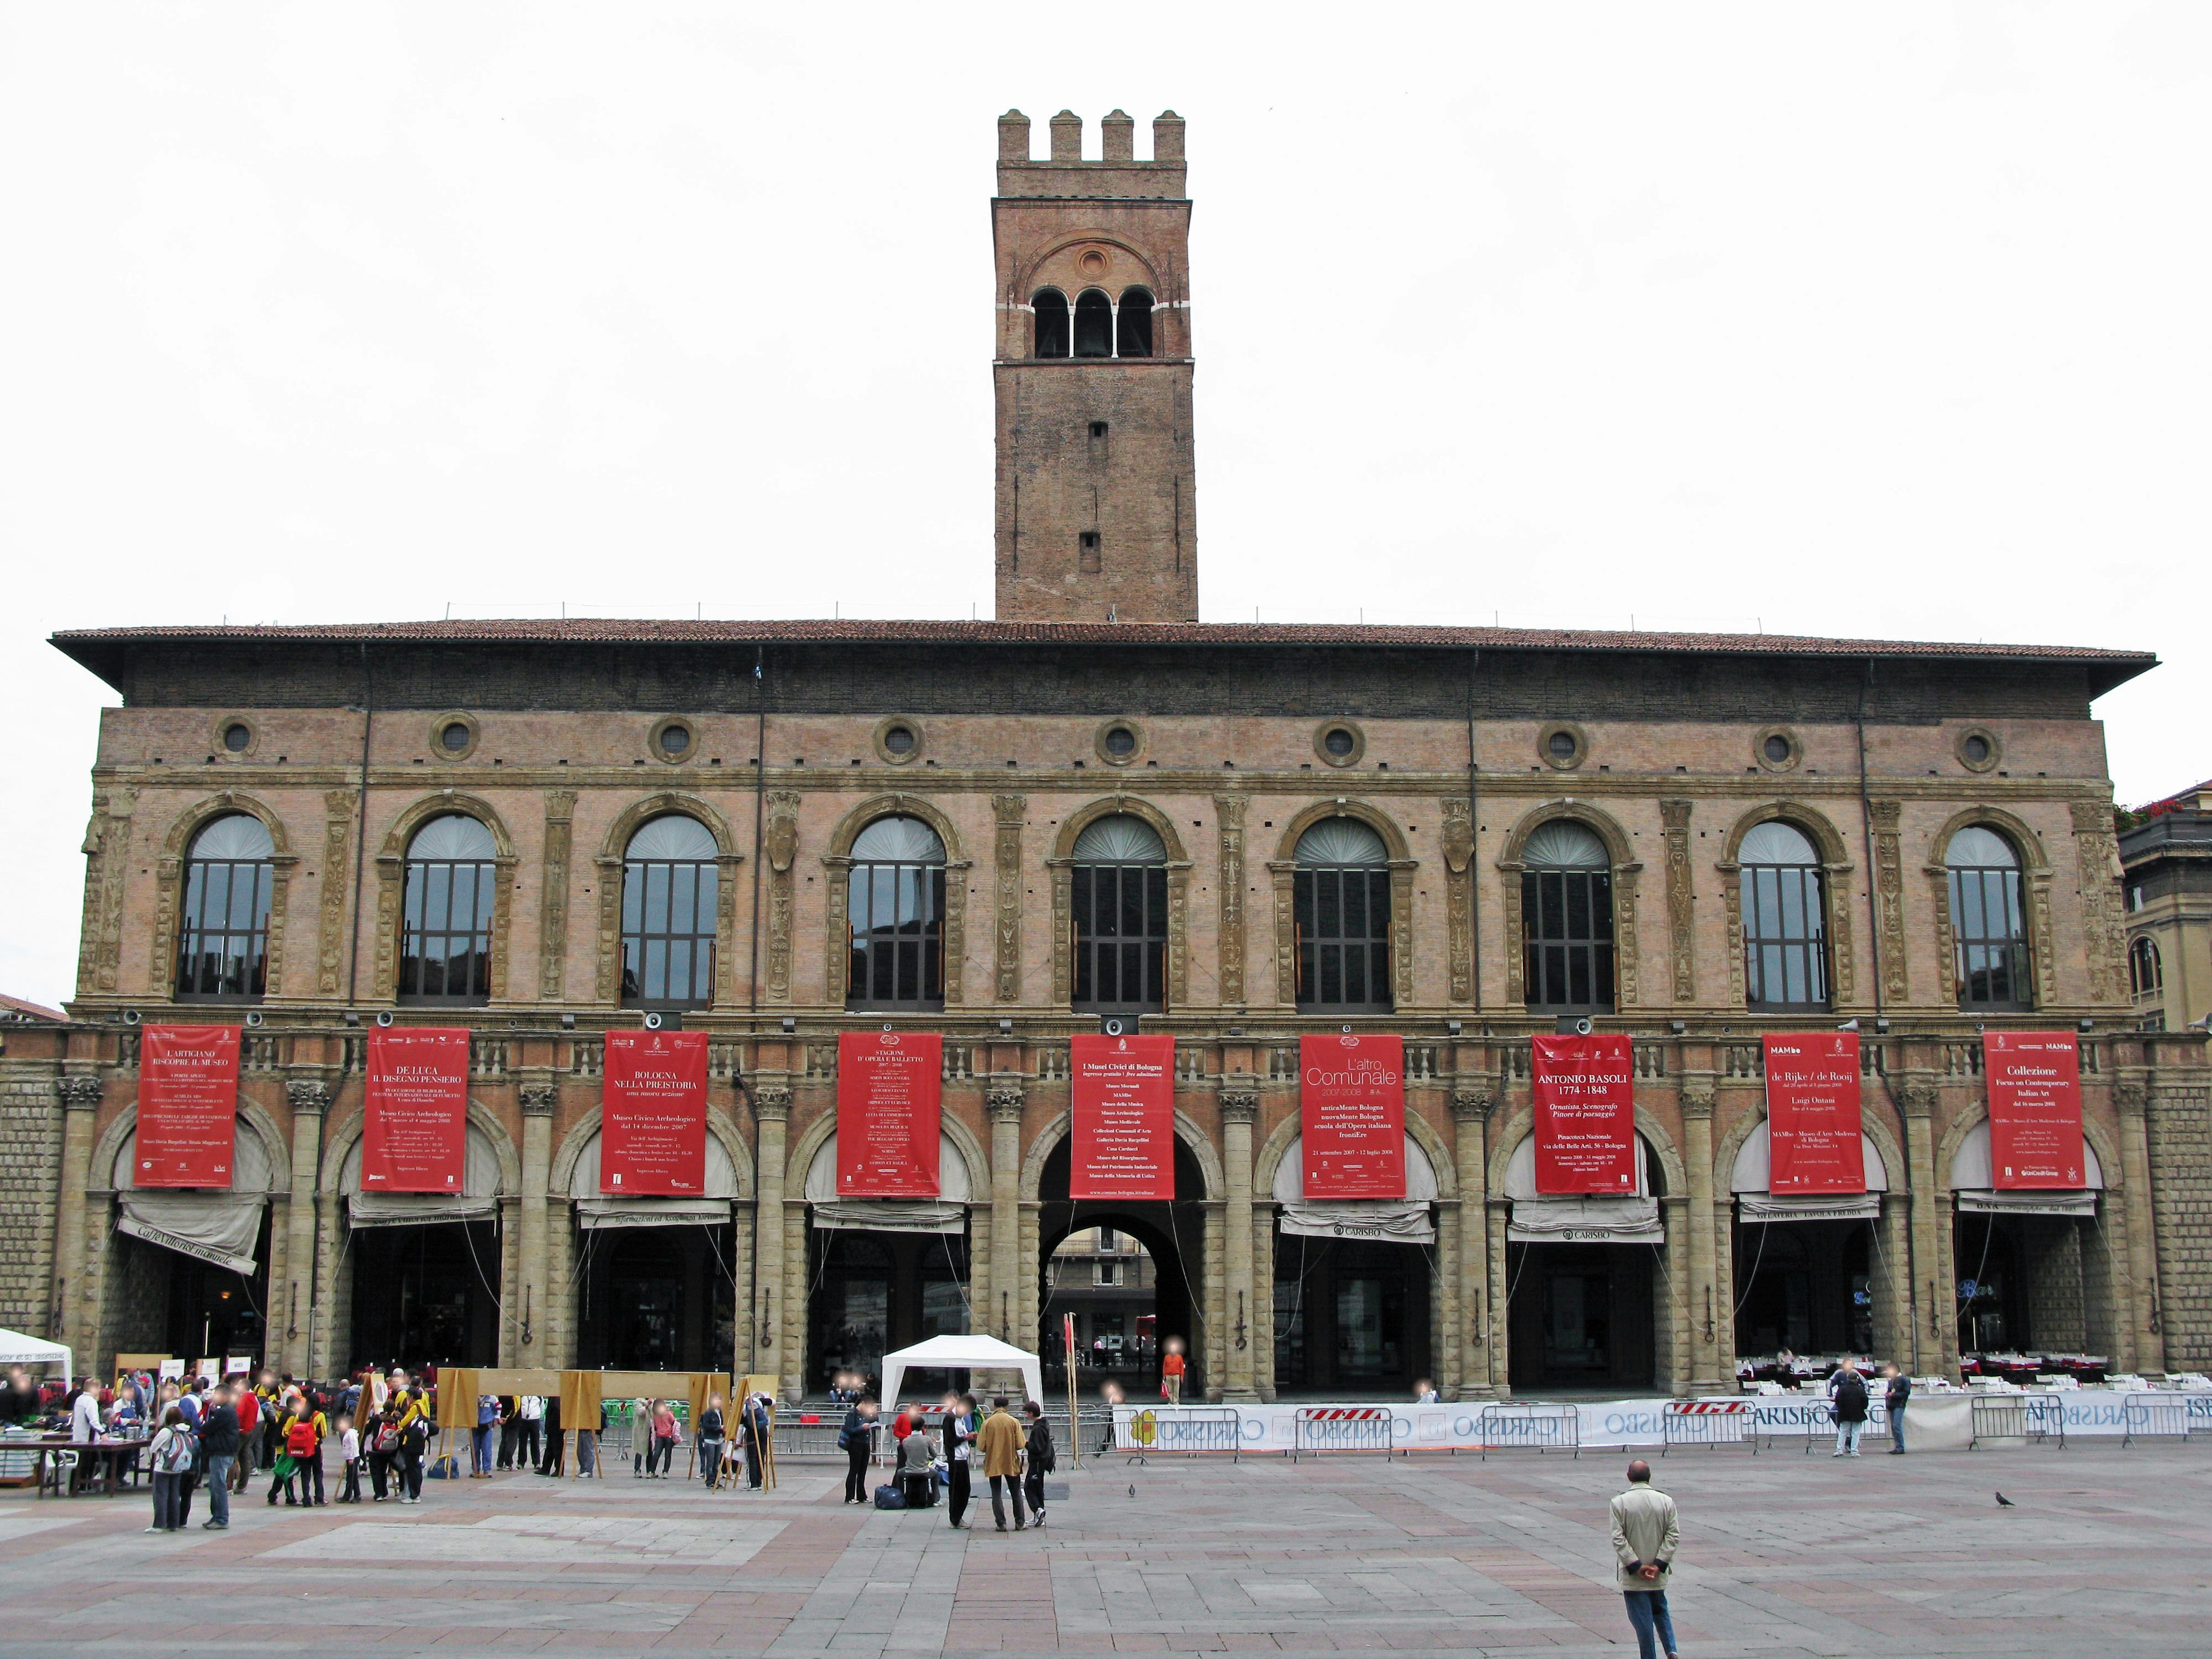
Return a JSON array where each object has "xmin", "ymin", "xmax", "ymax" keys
[
  {"xmin": 285, "ymin": 1078, "xmax": 332, "ymax": 1114},
  {"xmin": 1450, "ymin": 1089, "xmax": 1495, "ymax": 1123},
  {"xmin": 2114, "ymin": 1081, "xmax": 2149, "ymax": 1119},
  {"xmin": 520, "ymin": 1084, "xmax": 558, "ymax": 1118},
  {"xmin": 1679, "ymin": 1085, "xmax": 1715, "ymax": 1122},
  {"xmin": 751, "ymin": 1085, "xmax": 792, "ymax": 1122},
  {"xmin": 986, "ymin": 1086, "xmax": 1026, "ymax": 1123},
  {"xmin": 1897, "ymin": 1081, "xmax": 1938, "ymax": 1118},
  {"xmin": 55, "ymin": 1075, "xmax": 103, "ymax": 1109},
  {"xmin": 1218, "ymin": 1090, "xmax": 1259, "ymax": 1125}
]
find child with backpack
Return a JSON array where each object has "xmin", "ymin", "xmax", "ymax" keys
[{"xmin": 145, "ymin": 1404, "xmax": 198, "ymax": 1533}]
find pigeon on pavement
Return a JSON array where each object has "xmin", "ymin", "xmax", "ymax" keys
[{"xmin": 1994, "ymin": 1492, "xmax": 2015, "ymax": 1508}]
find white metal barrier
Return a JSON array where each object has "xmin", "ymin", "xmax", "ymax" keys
[
  {"xmin": 2122, "ymin": 1393, "xmax": 2193, "ymax": 1447},
  {"xmin": 1477, "ymin": 1402, "xmax": 1580, "ymax": 1459},
  {"xmin": 1661, "ymin": 1399, "xmax": 1755, "ymax": 1455},
  {"xmin": 1291, "ymin": 1407, "xmax": 1392, "ymax": 1460},
  {"xmin": 1969, "ymin": 1395, "xmax": 2066, "ymax": 1450},
  {"xmin": 1116, "ymin": 1407, "xmax": 1244, "ymax": 1463}
]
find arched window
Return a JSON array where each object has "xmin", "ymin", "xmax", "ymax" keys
[
  {"xmin": 1116, "ymin": 286, "xmax": 1154, "ymax": 358},
  {"xmin": 1073, "ymin": 289, "xmax": 1113, "ymax": 358},
  {"xmin": 175, "ymin": 813, "xmax": 275, "ymax": 1000},
  {"xmin": 621, "ymin": 816, "xmax": 719, "ymax": 1009},
  {"xmin": 847, "ymin": 816, "xmax": 947, "ymax": 1010},
  {"xmin": 1294, "ymin": 819, "xmax": 1391, "ymax": 1013},
  {"xmin": 1521, "ymin": 820, "xmax": 1615, "ymax": 1013},
  {"xmin": 1740, "ymin": 821, "xmax": 1828, "ymax": 1010},
  {"xmin": 2130, "ymin": 935, "xmax": 2162, "ymax": 999},
  {"xmin": 1032, "ymin": 289, "xmax": 1069, "ymax": 359},
  {"xmin": 400, "ymin": 814, "xmax": 497, "ymax": 1005},
  {"xmin": 1946, "ymin": 825, "xmax": 2028, "ymax": 1010},
  {"xmin": 1071, "ymin": 814, "xmax": 1168, "ymax": 1013}
]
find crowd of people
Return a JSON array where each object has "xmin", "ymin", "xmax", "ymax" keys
[{"xmin": 836, "ymin": 1392, "xmax": 1056, "ymax": 1532}]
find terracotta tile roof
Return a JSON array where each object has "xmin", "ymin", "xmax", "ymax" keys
[{"xmin": 0, "ymin": 994, "xmax": 68, "ymax": 1024}]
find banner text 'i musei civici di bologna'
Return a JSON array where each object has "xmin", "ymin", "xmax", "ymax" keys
[
  {"xmin": 362, "ymin": 1027, "xmax": 471, "ymax": 1192},
  {"xmin": 1532, "ymin": 1033, "xmax": 1637, "ymax": 1195},
  {"xmin": 1070, "ymin": 1033, "xmax": 1175, "ymax": 1200},
  {"xmin": 135, "ymin": 1024, "xmax": 241, "ymax": 1187},
  {"xmin": 1984, "ymin": 1031, "xmax": 2088, "ymax": 1189},
  {"xmin": 601, "ymin": 1030, "xmax": 709, "ymax": 1195},
  {"xmin": 1762, "ymin": 1032, "xmax": 1866, "ymax": 1193},
  {"xmin": 1300, "ymin": 1033, "xmax": 1406, "ymax": 1199},
  {"xmin": 837, "ymin": 1032, "xmax": 943, "ymax": 1198}
]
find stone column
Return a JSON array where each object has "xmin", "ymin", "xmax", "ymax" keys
[
  {"xmin": 497, "ymin": 1196, "xmax": 522, "ymax": 1365},
  {"xmin": 1898, "ymin": 1080, "xmax": 1956, "ymax": 1377},
  {"xmin": 1450, "ymin": 1088, "xmax": 1497, "ymax": 1400},
  {"xmin": 518, "ymin": 1083, "xmax": 555, "ymax": 1367},
  {"xmin": 1252, "ymin": 1206, "xmax": 1277, "ymax": 1399},
  {"xmin": 1680, "ymin": 1083, "xmax": 1725, "ymax": 1393},
  {"xmin": 282, "ymin": 1077, "xmax": 329, "ymax": 1378},
  {"xmin": 1486, "ymin": 1200, "xmax": 1512, "ymax": 1396},
  {"xmin": 987, "ymin": 1086, "xmax": 1024, "ymax": 1346},
  {"xmin": 750, "ymin": 1086, "xmax": 790, "ymax": 1389},
  {"xmin": 2116, "ymin": 1082, "xmax": 2164, "ymax": 1374},
  {"xmin": 51, "ymin": 1075, "xmax": 104, "ymax": 1363},
  {"xmin": 1218, "ymin": 1091, "xmax": 1258, "ymax": 1401}
]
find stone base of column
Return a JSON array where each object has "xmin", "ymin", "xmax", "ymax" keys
[
  {"xmin": 1219, "ymin": 1384, "xmax": 1258, "ymax": 1404},
  {"xmin": 1685, "ymin": 1375, "xmax": 1730, "ymax": 1397},
  {"xmin": 1453, "ymin": 1382, "xmax": 1498, "ymax": 1402}
]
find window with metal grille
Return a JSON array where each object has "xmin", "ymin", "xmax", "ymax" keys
[
  {"xmin": 1071, "ymin": 813, "xmax": 1168, "ymax": 1013},
  {"xmin": 1740, "ymin": 820, "xmax": 1829, "ymax": 1010},
  {"xmin": 621, "ymin": 815, "xmax": 719, "ymax": 1008},
  {"xmin": 175, "ymin": 813, "xmax": 275, "ymax": 1000},
  {"xmin": 400, "ymin": 813, "xmax": 497, "ymax": 1005},
  {"xmin": 1294, "ymin": 818, "xmax": 1392, "ymax": 1012},
  {"xmin": 1946, "ymin": 825, "xmax": 2029, "ymax": 1010},
  {"xmin": 846, "ymin": 815, "xmax": 946, "ymax": 1009},
  {"xmin": 1520, "ymin": 820, "xmax": 1615, "ymax": 1012}
]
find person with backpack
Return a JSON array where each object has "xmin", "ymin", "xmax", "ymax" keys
[
  {"xmin": 839, "ymin": 1396, "xmax": 879, "ymax": 1504},
  {"xmin": 1827, "ymin": 1357, "xmax": 1870, "ymax": 1457},
  {"xmin": 896, "ymin": 1415, "xmax": 937, "ymax": 1508},
  {"xmin": 145, "ymin": 1404, "xmax": 197, "ymax": 1533},
  {"xmin": 742, "ymin": 1393, "xmax": 771, "ymax": 1490},
  {"xmin": 517, "ymin": 1392, "xmax": 544, "ymax": 1469},
  {"xmin": 366, "ymin": 1407, "xmax": 400, "ymax": 1501},
  {"xmin": 391, "ymin": 1377, "xmax": 430, "ymax": 1502},
  {"xmin": 1020, "ymin": 1400, "xmax": 1054, "ymax": 1527},
  {"xmin": 230, "ymin": 1381, "xmax": 259, "ymax": 1495},
  {"xmin": 297, "ymin": 1393, "xmax": 331, "ymax": 1505}
]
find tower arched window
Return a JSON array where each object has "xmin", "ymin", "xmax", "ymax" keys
[
  {"xmin": 1073, "ymin": 289, "xmax": 1113, "ymax": 358},
  {"xmin": 1071, "ymin": 814, "xmax": 1168, "ymax": 1013},
  {"xmin": 2130, "ymin": 935, "xmax": 2162, "ymax": 999},
  {"xmin": 1116, "ymin": 286, "xmax": 1154, "ymax": 358},
  {"xmin": 1521, "ymin": 820, "xmax": 1615, "ymax": 1013},
  {"xmin": 1294, "ymin": 819, "xmax": 1391, "ymax": 1013},
  {"xmin": 621, "ymin": 815, "xmax": 719, "ymax": 1009},
  {"xmin": 1946, "ymin": 825, "xmax": 2029, "ymax": 1010},
  {"xmin": 847, "ymin": 815, "xmax": 947, "ymax": 1010},
  {"xmin": 400, "ymin": 813, "xmax": 497, "ymax": 1006},
  {"xmin": 1740, "ymin": 820, "xmax": 1829, "ymax": 1011},
  {"xmin": 1032, "ymin": 289, "xmax": 1069, "ymax": 359},
  {"xmin": 175, "ymin": 813, "xmax": 275, "ymax": 1001}
]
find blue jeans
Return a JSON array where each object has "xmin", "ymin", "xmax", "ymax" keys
[
  {"xmin": 204, "ymin": 1455, "xmax": 233, "ymax": 1524},
  {"xmin": 1623, "ymin": 1588, "xmax": 1676, "ymax": 1659},
  {"xmin": 1888, "ymin": 1403, "xmax": 1906, "ymax": 1452},
  {"xmin": 473, "ymin": 1426, "xmax": 494, "ymax": 1473},
  {"xmin": 1834, "ymin": 1418, "xmax": 1863, "ymax": 1455}
]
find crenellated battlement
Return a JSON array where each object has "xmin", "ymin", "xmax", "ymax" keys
[{"xmin": 997, "ymin": 108, "xmax": 1186, "ymax": 199}]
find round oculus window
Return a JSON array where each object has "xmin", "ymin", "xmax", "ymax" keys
[
  {"xmin": 1963, "ymin": 734, "xmax": 1991, "ymax": 764},
  {"xmin": 1323, "ymin": 727, "xmax": 1355, "ymax": 759},
  {"xmin": 222, "ymin": 722, "xmax": 251, "ymax": 753},
  {"xmin": 1764, "ymin": 734, "xmax": 1793, "ymax": 764},
  {"xmin": 1104, "ymin": 725, "xmax": 1137, "ymax": 757},
  {"xmin": 882, "ymin": 724, "xmax": 916, "ymax": 756},
  {"xmin": 1548, "ymin": 730, "xmax": 1578, "ymax": 760},
  {"xmin": 440, "ymin": 721, "xmax": 472, "ymax": 753},
  {"xmin": 658, "ymin": 723, "xmax": 691, "ymax": 757}
]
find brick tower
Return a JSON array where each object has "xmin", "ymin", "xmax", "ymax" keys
[{"xmin": 993, "ymin": 108, "xmax": 1198, "ymax": 623}]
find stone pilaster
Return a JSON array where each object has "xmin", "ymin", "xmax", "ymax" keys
[
  {"xmin": 1679, "ymin": 1084, "xmax": 1725, "ymax": 1393},
  {"xmin": 281, "ymin": 1077, "xmax": 328, "ymax": 1377},
  {"xmin": 518, "ymin": 1082, "xmax": 556, "ymax": 1366},
  {"xmin": 51, "ymin": 1075, "xmax": 103, "ymax": 1366},
  {"xmin": 1897, "ymin": 1080, "xmax": 1955, "ymax": 1377},
  {"xmin": 1218, "ymin": 1090, "xmax": 1258, "ymax": 1401},
  {"xmin": 1450, "ymin": 1088, "xmax": 1497, "ymax": 1399},
  {"xmin": 987, "ymin": 1086, "xmax": 1024, "ymax": 1345},
  {"xmin": 749, "ymin": 1086, "xmax": 791, "ymax": 1389},
  {"xmin": 2119, "ymin": 1080, "xmax": 2169, "ymax": 1372},
  {"xmin": 1214, "ymin": 796, "xmax": 1248, "ymax": 1006}
]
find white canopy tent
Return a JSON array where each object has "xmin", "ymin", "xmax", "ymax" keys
[
  {"xmin": 878, "ymin": 1334, "xmax": 1043, "ymax": 1410},
  {"xmin": 0, "ymin": 1328, "xmax": 72, "ymax": 1382}
]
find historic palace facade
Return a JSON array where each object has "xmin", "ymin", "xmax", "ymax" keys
[{"xmin": 7, "ymin": 110, "xmax": 2208, "ymax": 1402}]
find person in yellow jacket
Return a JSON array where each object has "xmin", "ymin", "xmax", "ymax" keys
[
  {"xmin": 975, "ymin": 1397, "xmax": 1028, "ymax": 1532},
  {"xmin": 387, "ymin": 1372, "xmax": 430, "ymax": 1504}
]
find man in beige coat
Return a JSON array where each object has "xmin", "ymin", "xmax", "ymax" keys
[
  {"xmin": 1608, "ymin": 1461, "xmax": 1680, "ymax": 1659},
  {"xmin": 975, "ymin": 1397, "xmax": 1028, "ymax": 1532}
]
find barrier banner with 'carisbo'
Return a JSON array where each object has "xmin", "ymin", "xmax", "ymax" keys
[
  {"xmin": 1986, "ymin": 1031, "xmax": 2086, "ymax": 1189},
  {"xmin": 1071, "ymin": 1033, "xmax": 1174, "ymax": 1200},
  {"xmin": 1532, "ymin": 1033, "xmax": 1635, "ymax": 1194},
  {"xmin": 362, "ymin": 1027, "xmax": 470, "ymax": 1192},
  {"xmin": 135, "ymin": 1024, "xmax": 241, "ymax": 1188},
  {"xmin": 837, "ymin": 1032, "xmax": 942, "ymax": 1197},
  {"xmin": 1300, "ymin": 1033, "xmax": 1405, "ymax": 1199},
  {"xmin": 1763, "ymin": 1032, "xmax": 1864, "ymax": 1193},
  {"xmin": 601, "ymin": 1029, "xmax": 709, "ymax": 1195}
]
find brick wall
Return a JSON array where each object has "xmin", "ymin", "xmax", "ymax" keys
[
  {"xmin": 0, "ymin": 1073, "xmax": 60, "ymax": 1336},
  {"xmin": 2147, "ymin": 1082, "xmax": 2212, "ymax": 1369}
]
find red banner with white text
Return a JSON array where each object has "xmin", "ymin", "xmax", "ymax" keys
[
  {"xmin": 837, "ymin": 1032, "xmax": 942, "ymax": 1198},
  {"xmin": 1986, "ymin": 1031, "xmax": 2087, "ymax": 1189},
  {"xmin": 601, "ymin": 1030, "xmax": 709, "ymax": 1195},
  {"xmin": 1763, "ymin": 1032, "xmax": 1865, "ymax": 1193},
  {"xmin": 136, "ymin": 1025, "xmax": 240, "ymax": 1188},
  {"xmin": 1071, "ymin": 1033, "xmax": 1175, "ymax": 1200},
  {"xmin": 362, "ymin": 1028, "xmax": 471, "ymax": 1193},
  {"xmin": 1300, "ymin": 1033, "xmax": 1406, "ymax": 1199},
  {"xmin": 1532, "ymin": 1033, "xmax": 1636, "ymax": 1195}
]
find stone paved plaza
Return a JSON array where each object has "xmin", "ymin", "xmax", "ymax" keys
[{"xmin": 5, "ymin": 1441, "xmax": 2211, "ymax": 1657}]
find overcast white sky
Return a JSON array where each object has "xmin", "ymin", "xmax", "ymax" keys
[{"xmin": 3, "ymin": 4, "xmax": 2208, "ymax": 1010}]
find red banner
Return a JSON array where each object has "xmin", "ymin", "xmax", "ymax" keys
[
  {"xmin": 1763, "ymin": 1032, "xmax": 1865, "ymax": 1193},
  {"xmin": 362, "ymin": 1028, "xmax": 471, "ymax": 1193},
  {"xmin": 1071, "ymin": 1033, "xmax": 1175, "ymax": 1200},
  {"xmin": 836, "ymin": 1032, "xmax": 942, "ymax": 1198},
  {"xmin": 601, "ymin": 1030, "xmax": 709, "ymax": 1195},
  {"xmin": 136, "ymin": 1025, "xmax": 240, "ymax": 1188},
  {"xmin": 1299, "ymin": 1033, "xmax": 1406, "ymax": 1199},
  {"xmin": 1532, "ymin": 1033, "xmax": 1637, "ymax": 1195},
  {"xmin": 1986, "ymin": 1031, "xmax": 2088, "ymax": 1189}
]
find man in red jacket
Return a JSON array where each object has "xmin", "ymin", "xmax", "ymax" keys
[{"xmin": 231, "ymin": 1384, "xmax": 259, "ymax": 1493}]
